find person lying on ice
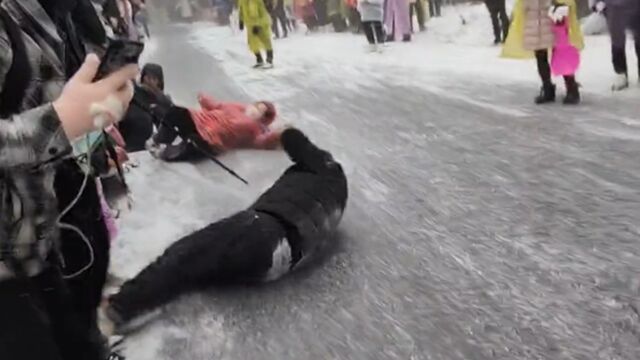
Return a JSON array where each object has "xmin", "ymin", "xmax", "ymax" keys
[
  {"xmin": 145, "ymin": 93, "xmax": 284, "ymax": 162},
  {"xmin": 106, "ymin": 128, "xmax": 348, "ymax": 329}
]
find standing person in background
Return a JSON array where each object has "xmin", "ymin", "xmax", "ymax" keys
[
  {"xmin": 591, "ymin": 0, "xmax": 640, "ymax": 90},
  {"xmin": 132, "ymin": 0, "xmax": 150, "ymax": 38},
  {"xmin": 502, "ymin": 0, "xmax": 584, "ymax": 104},
  {"xmin": 359, "ymin": 0, "xmax": 385, "ymax": 51},
  {"xmin": 240, "ymin": 0, "xmax": 275, "ymax": 68},
  {"xmin": 271, "ymin": 0, "xmax": 290, "ymax": 38},
  {"xmin": 409, "ymin": 0, "xmax": 426, "ymax": 32},
  {"xmin": 384, "ymin": 0, "xmax": 411, "ymax": 41},
  {"xmin": 428, "ymin": 0, "xmax": 440, "ymax": 17},
  {"xmin": 484, "ymin": 0, "xmax": 509, "ymax": 44},
  {"xmin": 346, "ymin": 0, "xmax": 361, "ymax": 33},
  {"xmin": 0, "ymin": 1, "xmax": 138, "ymax": 359}
]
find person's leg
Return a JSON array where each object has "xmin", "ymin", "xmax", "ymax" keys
[
  {"xmin": 409, "ymin": 3, "xmax": 415, "ymax": 32},
  {"xmin": 280, "ymin": 11, "xmax": 289, "ymax": 36},
  {"xmin": 260, "ymin": 26, "xmax": 275, "ymax": 64},
  {"xmin": 362, "ymin": 21, "xmax": 376, "ymax": 44},
  {"xmin": 374, "ymin": 21, "xmax": 385, "ymax": 44},
  {"xmin": 415, "ymin": 0, "xmax": 425, "ymax": 31},
  {"xmin": 435, "ymin": 0, "xmax": 441, "ymax": 17},
  {"xmin": 0, "ymin": 277, "xmax": 63, "ymax": 360},
  {"xmin": 607, "ymin": 5, "xmax": 628, "ymax": 75},
  {"xmin": 487, "ymin": 5, "xmax": 501, "ymax": 43},
  {"xmin": 498, "ymin": 0, "xmax": 509, "ymax": 42},
  {"xmin": 562, "ymin": 75, "xmax": 580, "ymax": 105},
  {"xmin": 534, "ymin": 49, "xmax": 556, "ymax": 104},
  {"xmin": 271, "ymin": 13, "xmax": 281, "ymax": 38}
]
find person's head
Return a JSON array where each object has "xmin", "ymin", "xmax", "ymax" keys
[
  {"xmin": 140, "ymin": 63, "xmax": 165, "ymax": 92},
  {"xmin": 245, "ymin": 101, "xmax": 277, "ymax": 126}
]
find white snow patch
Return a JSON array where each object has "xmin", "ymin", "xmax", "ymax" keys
[{"xmin": 264, "ymin": 238, "xmax": 293, "ymax": 281}]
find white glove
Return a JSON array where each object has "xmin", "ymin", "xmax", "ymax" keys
[
  {"xmin": 595, "ymin": 1, "xmax": 606, "ymax": 13},
  {"xmin": 549, "ymin": 5, "xmax": 569, "ymax": 23}
]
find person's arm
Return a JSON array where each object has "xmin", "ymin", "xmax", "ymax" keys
[
  {"xmin": 253, "ymin": 128, "xmax": 283, "ymax": 149},
  {"xmin": 0, "ymin": 38, "xmax": 72, "ymax": 169},
  {"xmin": 197, "ymin": 93, "xmax": 221, "ymax": 110}
]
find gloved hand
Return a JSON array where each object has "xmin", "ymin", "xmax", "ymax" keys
[
  {"xmin": 239, "ymin": 20, "xmax": 244, "ymax": 31},
  {"xmin": 252, "ymin": 26, "xmax": 260, "ymax": 35}
]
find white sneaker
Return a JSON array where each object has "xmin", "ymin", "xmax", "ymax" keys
[
  {"xmin": 611, "ymin": 73, "xmax": 629, "ymax": 91},
  {"xmin": 368, "ymin": 44, "xmax": 377, "ymax": 53}
]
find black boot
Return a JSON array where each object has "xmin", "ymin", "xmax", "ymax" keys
[
  {"xmin": 534, "ymin": 83, "xmax": 556, "ymax": 104},
  {"xmin": 253, "ymin": 53, "xmax": 264, "ymax": 68},
  {"xmin": 265, "ymin": 50, "xmax": 274, "ymax": 68},
  {"xmin": 563, "ymin": 76, "xmax": 580, "ymax": 105}
]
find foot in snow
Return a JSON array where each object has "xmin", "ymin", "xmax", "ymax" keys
[
  {"xmin": 253, "ymin": 62, "xmax": 265, "ymax": 69},
  {"xmin": 367, "ymin": 44, "xmax": 377, "ymax": 53},
  {"xmin": 611, "ymin": 73, "xmax": 629, "ymax": 91},
  {"xmin": 263, "ymin": 62, "xmax": 274, "ymax": 69}
]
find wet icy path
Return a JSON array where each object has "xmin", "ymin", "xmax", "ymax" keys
[{"xmin": 113, "ymin": 25, "xmax": 640, "ymax": 360}]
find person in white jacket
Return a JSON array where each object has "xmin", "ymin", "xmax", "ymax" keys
[{"xmin": 358, "ymin": 0, "xmax": 385, "ymax": 52}]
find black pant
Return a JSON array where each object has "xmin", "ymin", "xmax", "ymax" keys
[
  {"xmin": 0, "ymin": 268, "xmax": 105, "ymax": 360},
  {"xmin": 362, "ymin": 21, "xmax": 384, "ymax": 44},
  {"xmin": 429, "ymin": 0, "xmax": 441, "ymax": 17},
  {"xmin": 271, "ymin": 7, "xmax": 289, "ymax": 38},
  {"xmin": 410, "ymin": 1, "xmax": 426, "ymax": 32},
  {"xmin": 535, "ymin": 49, "xmax": 576, "ymax": 87},
  {"xmin": 485, "ymin": 0, "xmax": 509, "ymax": 42},
  {"xmin": 612, "ymin": 38, "xmax": 640, "ymax": 75}
]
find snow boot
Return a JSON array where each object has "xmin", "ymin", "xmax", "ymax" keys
[
  {"xmin": 534, "ymin": 83, "xmax": 556, "ymax": 104},
  {"xmin": 253, "ymin": 53, "xmax": 264, "ymax": 68},
  {"xmin": 611, "ymin": 73, "xmax": 629, "ymax": 91},
  {"xmin": 563, "ymin": 77, "xmax": 580, "ymax": 105},
  {"xmin": 402, "ymin": 33, "xmax": 411, "ymax": 42},
  {"xmin": 264, "ymin": 50, "xmax": 274, "ymax": 69}
]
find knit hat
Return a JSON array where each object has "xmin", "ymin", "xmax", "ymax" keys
[
  {"xmin": 141, "ymin": 63, "xmax": 165, "ymax": 90},
  {"xmin": 258, "ymin": 101, "xmax": 277, "ymax": 125}
]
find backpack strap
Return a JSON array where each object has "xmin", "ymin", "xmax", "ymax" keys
[{"xmin": 0, "ymin": 6, "xmax": 31, "ymax": 118}]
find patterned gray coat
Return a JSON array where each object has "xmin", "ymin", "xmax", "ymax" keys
[{"xmin": 0, "ymin": 0, "xmax": 73, "ymax": 280}]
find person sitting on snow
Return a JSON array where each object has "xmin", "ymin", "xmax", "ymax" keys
[{"xmin": 146, "ymin": 93, "xmax": 284, "ymax": 161}]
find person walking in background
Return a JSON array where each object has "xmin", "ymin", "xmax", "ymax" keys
[
  {"xmin": 240, "ymin": 0, "xmax": 275, "ymax": 67},
  {"xmin": 384, "ymin": 0, "xmax": 412, "ymax": 41},
  {"xmin": 271, "ymin": 0, "xmax": 290, "ymax": 38},
  {"xmin": 409, "ymin": 0, "xmax": 426, "ymax": 32},
  {"xmin": 590, "ymin": 0, "xmax": 640, "ymax": 90},
  {"xmin": 358, "ymin": 0, "xmax": 385, "ymax": 51},
  {"xmin": 502, "ymin": 0, "xmax": 584, "ymax": 104},
  {"xmin": 484, "ymin": 0, "xmax": 509, "ymax": 44},
  {"xmin": 428, "ymin": 0, "xmax": 441, "ymax": 17}
]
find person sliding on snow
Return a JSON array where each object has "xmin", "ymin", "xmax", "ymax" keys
[
  {"xmin": 590, "ymin": 0, "xmax": 640, "ymax": 91},
  {"xmin": 502, "ymin": 0, "xmax": 584, "ymax": 105},
  {"xmin": 239, "ymin": 0, "xmax": 275, "ymax": 68},
  {"xmin": 146, "ymin": 93, "xmax": 284, "ymax": 161}
]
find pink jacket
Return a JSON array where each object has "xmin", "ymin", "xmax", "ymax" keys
[{"xmin": 189, "ymin": 94, "xmax": 282, "ymax": 151}]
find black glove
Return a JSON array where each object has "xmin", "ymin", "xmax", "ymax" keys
[
  {"xmin": 239, "ymin": 20, "xmax": 244, "ymax": 31},
  {"xmin": 252, "ymin": 26, "xmax": 260, "ymax": 35}
]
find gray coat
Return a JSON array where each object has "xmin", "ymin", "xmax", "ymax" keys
[
  {"xmin": 358, "ymin": 0, "xmax": 384, "ymax": 22},
  {"xmin": 0, "ymin": 0, "xmax": 73, "ymax": 280}
]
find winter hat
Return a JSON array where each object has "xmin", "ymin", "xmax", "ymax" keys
[
  {"xmin": 258, "ymin": 101, "xmax": 277, "ymax": 125},
  {"xmin": 141, "ymin": 63, "xmax": 165, "ymax": 90}
]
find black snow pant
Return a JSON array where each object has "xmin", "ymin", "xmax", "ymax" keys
[
  {"xmin": 535, "ymin": 49, "xmax": 576, "ymax": 88},
  {"xmin": 428, "ymin": 0, "xmax": 441, "ymax": 17},
  {"xmin": 607, "ymin": 3, "xmax": 640, "ymax": 75},
  {"xmin": 409, "ymin": 0, "xmax": 425, "ymax": 32},
  {"xmin": 271, "ymin": 7, "xmax": 289, "ymax": 38},
  {"xmin": 485, "ymin": 0, "xmax": 509, "ymax": 42},
  {"xmin": 152, "ymin": 106, "xmax": 208, "ymax": 162},
  {"xmin": 108, "ymin": 210, "xmax": 294, "ymax": 324},
  {"xmin": 0, "ymin": 267, "xmax": 105, "ymax": 360},
  {"xmin": 362, "ymin": 21, "xmax": 384, "ymax": 44}
]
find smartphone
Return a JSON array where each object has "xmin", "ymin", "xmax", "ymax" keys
[{"xmin": 94, "ymin": 39, "xmax": 145, "ymax": 81}]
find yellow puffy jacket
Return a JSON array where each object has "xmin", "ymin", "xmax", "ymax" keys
[
  {"xmin": 502, "ymin": 0, "xmax": 584, "ymax": 59},
  {"xmin": 239, "ymin": 0, "xmax": 272, "ymax": 27}
]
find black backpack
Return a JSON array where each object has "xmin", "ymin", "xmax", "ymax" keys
[{"xmin": 0, "ymin": 4, "xmax": 31, "ymax": 118}]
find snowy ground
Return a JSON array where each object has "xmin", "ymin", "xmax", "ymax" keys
[{"xmin": 111, "ymin": 5, "xmax": 640, "ymax": 360}]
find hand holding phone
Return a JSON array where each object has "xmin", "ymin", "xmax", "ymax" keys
[{"xmin": 53, "ymin": 52, "xmax": 140, "ymax": 141}]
